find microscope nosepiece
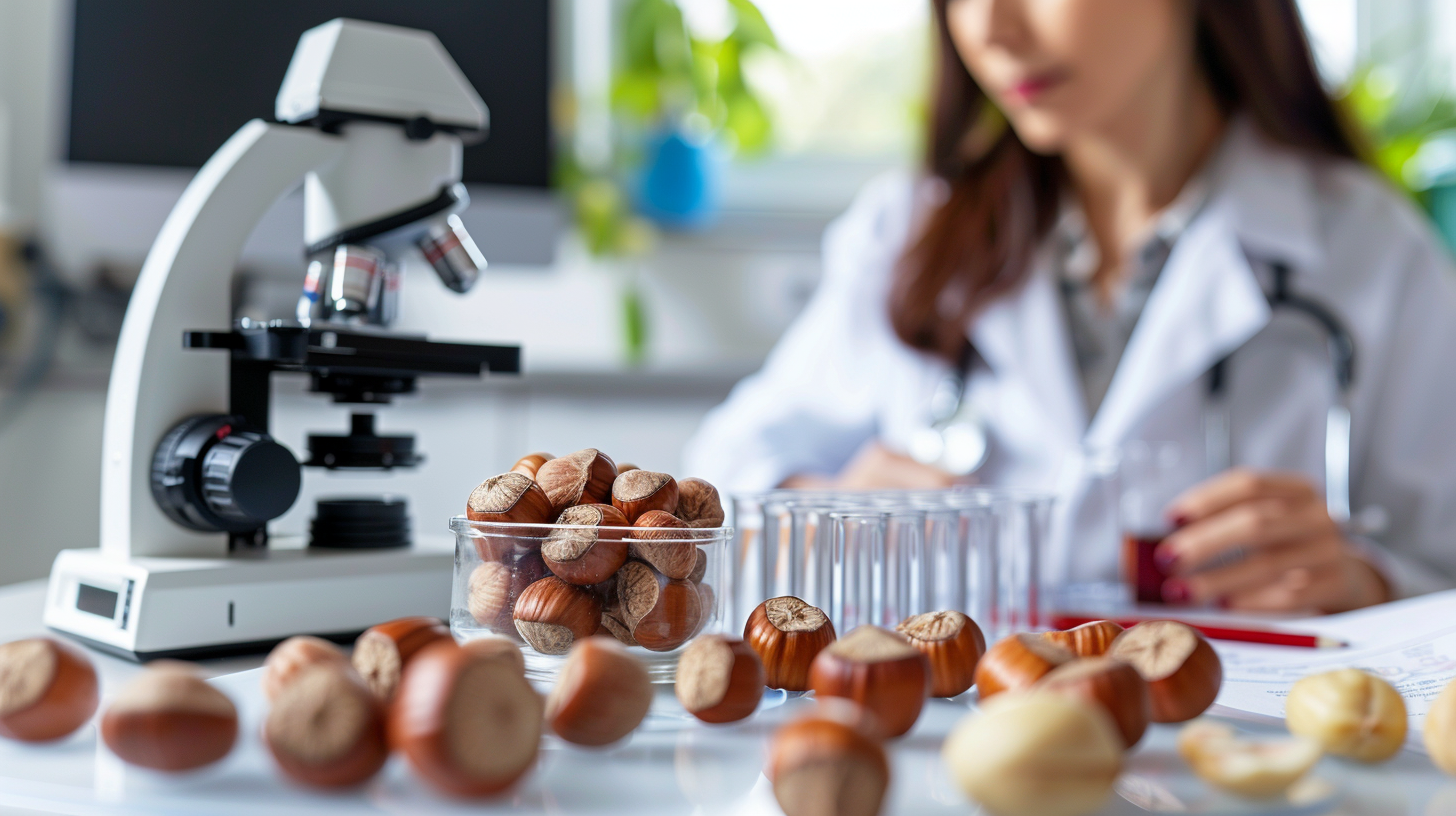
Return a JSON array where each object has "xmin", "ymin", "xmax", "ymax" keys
[{"xmin": 417, "ymin": 214, "xmax": 486, "ymax": 294}]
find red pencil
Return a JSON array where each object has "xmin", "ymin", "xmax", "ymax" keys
[{"xmin": 1050, "ymin": 614, "xmax": 1347, "ymax": 649}]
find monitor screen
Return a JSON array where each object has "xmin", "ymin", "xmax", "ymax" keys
[{"xmin": 67, "ymin": 0, "xmax": 551, "ymax": 187}]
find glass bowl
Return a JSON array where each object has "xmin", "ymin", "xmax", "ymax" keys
[{"xmin": 450, "ymin": 517, "xmax": 733, "ymax": 683}]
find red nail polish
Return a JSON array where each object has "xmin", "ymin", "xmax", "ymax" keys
[
  {"xmin": 1161, "ymin": 578, "xmax": 1190, "ymax": 605},
  {"xmin": 1170, "ymin": 513, "xmax": 1191, "ymax": 529}
]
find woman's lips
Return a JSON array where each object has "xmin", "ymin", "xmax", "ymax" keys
[{"xmin": 1004, "ymin": 72, "xmax": 1067, "ymax": 104}]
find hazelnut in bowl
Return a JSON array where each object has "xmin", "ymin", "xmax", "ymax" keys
[{"xmin": 450, "ymin": 472, "xmax": 730, "ymax": 683}]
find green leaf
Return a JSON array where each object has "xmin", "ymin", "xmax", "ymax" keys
[
  {"xmin": 725, "ymin": 92, "xmax": 772, "ymax": 154},
  {"xmin": 727, "ymin": 0, "xmax": 778, "ymax": 49}
]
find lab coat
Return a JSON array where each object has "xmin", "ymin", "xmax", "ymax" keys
[{"xmin": 683, "ymin": 120, "xmax": 1456, "ymax": 599}]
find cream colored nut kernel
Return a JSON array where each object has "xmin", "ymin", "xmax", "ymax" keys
[
  {"xmin": 942, "ymin": 690, "xmax": 1122, "ymax": 816},
  {"xmin": 1177, "ymin": 719, "xmax": 1322, "ymax": 798},
  {"xmin": 1284, "ymin": 668, "xmax": 1406, "ymax": 763},
  {"xmin": 1425, "ymin": 676, "xmax": 1456, "ymax": 775}
]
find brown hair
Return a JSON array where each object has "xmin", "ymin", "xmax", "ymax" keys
[{"xmin": 892, "ymin": 0, "xmax": 1363, "ymax": 362}]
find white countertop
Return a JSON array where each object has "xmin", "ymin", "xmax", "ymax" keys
[{"xmin": 0, "ymin": 578, "xmax": 1452, "ymax": 816}]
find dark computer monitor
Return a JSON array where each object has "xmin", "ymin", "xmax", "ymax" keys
[{"xmin": 66, "ymin": 0, "xmax": 551, "ymax": 188}]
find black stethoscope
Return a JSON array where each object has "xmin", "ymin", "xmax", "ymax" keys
[{"xmin": 911, "ymin": 260, "xmax": 1377, "ymax": 530}]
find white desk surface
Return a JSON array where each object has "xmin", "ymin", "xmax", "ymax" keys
[{"xmin": 0, "ymin": 579, "xmax": 1453, "ymax": 816}]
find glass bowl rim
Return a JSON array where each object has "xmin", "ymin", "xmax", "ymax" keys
[{"xmin": 450, "ymin": 515, "xmax": 734, "ymax": 544}]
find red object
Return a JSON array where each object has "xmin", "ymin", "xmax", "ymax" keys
[
  {"xmin": 1050, "ymin": 615, "xmax": 1347, "ymax": 649},
  {"xmin": 1122, "ymin": 534, "xmax": 1172, "ymax": 604}
]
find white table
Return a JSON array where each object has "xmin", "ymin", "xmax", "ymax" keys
[{"xmin": 0, "ymin": 579, "xmax": 1451, "ymax": 815}]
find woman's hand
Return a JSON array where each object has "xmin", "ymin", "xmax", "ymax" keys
[
  {"xmin": 1158, "ymin": 469, "xmax": 1389, "ymax": 613},
  {"xmin": 780, "ymin": 442, "xmax": 958, "ymax": 491}
]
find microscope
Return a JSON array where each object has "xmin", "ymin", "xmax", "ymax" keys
[{"xmin": 43, "ymin": 19, "xmax": 518, "ymax": 660}]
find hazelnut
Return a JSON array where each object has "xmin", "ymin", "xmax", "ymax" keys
[
  {"xmin": 597, "ymin": 597, "xmax": 639, "ymax": 647},
  {"xmin": 744, "ymin": 596, "xmax": 836, "ymax": 691},
  {"xmin": 943, "ymin": 690, "xmax": 1122, "ymax": 816},
  {"xmin": 542, "ymin": 504, "xmax": 630, "ymax": 585},
  {"xmin": 1177, "ymin": 719, "xmax": 1322, "ymax": 798},
  {"xmin": 675, "ymin": 635, "xmax": 764, "ymax": 723},
  {"xmin": 1426, "ymin": 676, "xmax": 1456, "ymax": 775},
  {"xmin": 691, "ymin": 582, "xmax": 716, "ymax": 638},
  {"xmin": 768, "ymin": 704, "xmax": 889, "ymax": 816},
  {"xmin": 510, "ymin": 452, "xmax": 555, "ymax": 480},
  {"xmin": 1107, "ymin": 621, "xmax": 1222, "ymax": 723},
  {"xmin": 466, "ymin": 472, "xmax": 554, "ymax": 526},
  {"xmin": 612, "ymin": 470, "xmax": 680, "ymax": 523},
  {"xmin": 513, "ymin": 576, "xmax": 604, "ymax": 655},
  {"xmin": 352, "ymin": 616, "xmax": 454, "ymax": 700},
  {"xmin": 973, "ymin": 633, "xmax": 1074, "ymax": 700},
  {"xmin": 1284, "ymin": 668, "xmax": 1406, "ymax": 762},
  {"xmin": 261, "ymin": 635, "xmax": 349, "ymax": 703},
  {"xmin": 895, "ymin": 611, "xmax": 985, "ymax": 698},
  {"xmin": 629, "ymin": 510, "xmax": 698, "ymax": 579},
  {"xmin": 676, "ymin": 478, "xmax": 725, "ymax": 528},
  {"xmin": 264, "ymin": 663, "xmax": 388, "ymax": 788},
  {"xmin": 391, "ymin": 641, "xmax": 543, "ymax": 797},
  {"xmin": 544, "ymin": 636, "xmax": 653, "ymax": 746},
  {"xmin": 460, "ymin": 637, "xmax": 526, "ymax": 677},
  {"xmin": 0, "ymin": 637, "xmax": 99, "ymax": 743},
  {"xmin": 536, "ymin": 448, "xmax": 618, "ymax": 515},
  {"xmin": 616, "ymin": 560, "xmax": 701, "ymax": 652},
  {"xmin": 467, "ymin": 551, "xmax": 548, "ymax": 635},
  {"xmin": 809, "ymin": 625, "xmax": 929, "ymax": 738},
  {"xmin": 688, "ymin": 548, "xmax": 708, "ymax": 584},
  {"xmin": 1036, "ymin": 657, "xmax": 1151, "ymax": 748},
  {"xmin": 617, "ymin": 463, "xmax": 641, "ymax": 473},
  {"xmin": 101, "ymin": 662, "xmax": 238, "ymax": 771},
  {"xmin": 1042, "ymin": 620, "xmax": 1124, "ymax": 658}
]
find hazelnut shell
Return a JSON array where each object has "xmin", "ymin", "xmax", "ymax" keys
[
  {"xmin": 264, "ymin": 663, "xmax": 388, "ymax": 788},
  {"xmin": 744, "ymin": 596, "xmax": 836, "ymax": 692},
  {"xmin": 542, "ymin": 504, "xmax": 630, "ymax": 585},
  {"xmin": 467, "ymin": 551, "xmax": 549, "ymax": 636},
  {"xmin": 676, "ymin": 478, "xmax": 725, "ymax": 528},
  {"xmin": 1107, "ymin": 620, "xmax": 1223, "ymax": 723},
  {"xmin": 466, "ymin": 472, "xmax": 554, "ymax": 527},
  {"xmin": 973, "ymin": 633, "xmax": 1074, "ymax": 700},
  {"xmin": 629, "ymin": 511, "xmax": 698, "ymax": 579},
  {"xmin": 1042, "ymin": 620, "xmax": 1125, "ymax": 658},
  {"xmin": 895, "ymin": 611, "xmax": 985, "ymax": 698},
  {"xmin": 617, "ymin": 561, "xmax": 701, "ymax": 652},
  {"xmin": 768, "ymin": 710, "xmax": 889, "ymax": 816},
  {"xmin": 612, "ymin": 470, "xmax": 680, "ymax": 523},
  {"xmin": 352, "ymin": 616, "xmax": 454, "ymax": 700},
  {"xmin": 545, "ymin": 636, "xmax": 653, "ymax": 746},
  {"xmin": 536, "ymin": 449, "xmax": 618, "ymax": 515},
  {"xmin": 675, "ymin": 635, "xmax": 764, "ymax": 723},
  {"xmin": 1036, "ymin": 657, "xmax": 1152, "ymax": 748},
  {"xmin": 510, "ymin": 452, "xmax": 555, "ymax": 480},
  {"xmin": 101, "ymin": 663, "xmax": 238, "ymax": 771},
  {"xmin": 513, "ymin": 576, "xmax": 604, "ymax": 655},
  {"xmin": 262, "ymin": 635, "xmax": 349, "ymax": 703},
  {"xmin": 0, "ymin": 637, "xmax": 99, "ymax": 743},
  {"xmin": 808, "ymin": 625, "xmax": 929, "ymax": 738}
]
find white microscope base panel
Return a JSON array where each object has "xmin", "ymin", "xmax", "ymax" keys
[{"xmin": 42, "ymin": 538, "xmax": 453, "ymax": 661}]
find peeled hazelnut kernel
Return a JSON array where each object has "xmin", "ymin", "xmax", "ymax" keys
[
  {"xmin": 943, "ymin": 691, "xmax": 1123, "ymax": 816},
  {"xmin": 896, "ymin": 611, "xmax": 985, "ymax": 698},
  {"xmin": 973, "ymin": 633, "xmax": 1075, "ymax": 700},
  {"xmin": 612, "ymin": 470, "xmax": 680, "ymax": 523},
  {"xmin": 467, "ymin": 552, "xmax": 548, "ymax": 635},
  {"xmin": 809, "ymin": 625, "xmax": 929, "ymax": 738},
  {"xmin": 768, "ymin": 708, "xmax": 889, "ymax": 816},
  {"xmin": 676, "ymin": 478, "xmax": 725, "ymax": 528},
  {"xmin": 391, "ymin": 641, "xmax": 543, "ymax": 797},
  {"xmin": 1036, "ymin": 658, "xmax": 1151, "ymax": 749},
  {"xmin": 510, "ymin": 452, "xmax": 555, "ymax": 480},
  {"xmin": 1107, "ymin": 621, "xmax": 1223, "ymax": 723},
  {"xmin": 0, "ymin": 637, "xmax": 99, "ymax": 743},
  {"xmin": 1424, "ymin": 676, "xmax": 1456, "ymax": 775},
  {"xmin": 617, "ymin": 561, "xmax": 702, "ymax": 652},
  {"xmin": 545, "ymin": 636, "xmax": 653, "ymax": 746},
  {"xmin": 744, "ymin": 596, "xmax": 837, "ymax": 691},
  {"xmin": 1177, "ymin": 719, "xmax": 1322, "ymax": 799},
  {"xmin": 1042, "ymin": 620, "xmax": 1124, "ymax": 658},
  {"xmin": 466, "ymin": 472, "xmax": 555, "ymax": 527},
  {"xmin": 460, "ymin": 637, "xmax": 526, "ymax": 676},
  {"xmin": 536, "ymin": 448, "xmax": 618, "ymax": 515},
  {"xmin": 630, "ymin": 511, "xmax": 697, "ymax": 579},
  {"xmin": 264, "ymin": 663, "xmax": 388, "ymax": 788},
  {"xmin": 262, "ymin": 636, "xmax": 349, "ymax": 703},
  {"xmin": 101, "ymin": 662, "xmax": 238, "ymax": 771},
  {"xmin": 676, "ymin": 635, "xmax": 764, "ymax": 724},
  {"xmin": 542, "ymin": 504, "xmax": 630, "ymax": 585},
  {"xmin": 1284, "ymin": 668, "xmax": 1406, "ymax": 762},
  {"xmin": 513, "ymin": 576, "xmax": 604, "ymax": 655},
  {"xmin": 352, "ymin": 616, "xmax": 453, "ymax": 700}
]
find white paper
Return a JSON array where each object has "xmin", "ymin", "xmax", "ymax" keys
[{"xmin": 1207, "ymin": 589, "xmax": 1456, "ymax": 750}]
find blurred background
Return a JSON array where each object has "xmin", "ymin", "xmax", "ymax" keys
[{"xmin": 0, "ymin": 0, "xmax": 1450, "ymax": 585}]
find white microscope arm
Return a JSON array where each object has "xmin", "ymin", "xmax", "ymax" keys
[{"xmin": 100, "ymin": 120, "xmax": 344, "ymax": 560}]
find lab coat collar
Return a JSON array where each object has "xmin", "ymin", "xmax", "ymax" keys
[{"xmin": 971, "ymin": 117, "xmax": 1320, "ymax": 449}]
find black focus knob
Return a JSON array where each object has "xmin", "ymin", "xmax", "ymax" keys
[
  {"xmin": 200, "ymin": 431, "xmax": 302, "ymax": 524},
  {"xmin": 151, "ymin": 414, "xmax": 302, "ymax": 534}
]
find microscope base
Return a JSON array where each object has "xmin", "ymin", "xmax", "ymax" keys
[{"xmin": 42, "ymin": 539, "xmax": 454, "ymax": 661}]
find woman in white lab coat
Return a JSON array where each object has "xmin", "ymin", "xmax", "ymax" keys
[{"xmin": 685, "ymin": 0, "xmax": 1456, "ymax": 612}]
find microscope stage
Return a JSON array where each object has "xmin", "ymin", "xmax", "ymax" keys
[{"xmin": 43, "ymin": 539, "xmax": 454, "ymax": 661}]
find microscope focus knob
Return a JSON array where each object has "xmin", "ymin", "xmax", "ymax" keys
[
  {"xmin": 151, "ymin": 414, "xmax": 301, "ymax": 533},
  {"xmin": 200, "ymin": 432, "xmax": 302, "ymax": 525}
]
